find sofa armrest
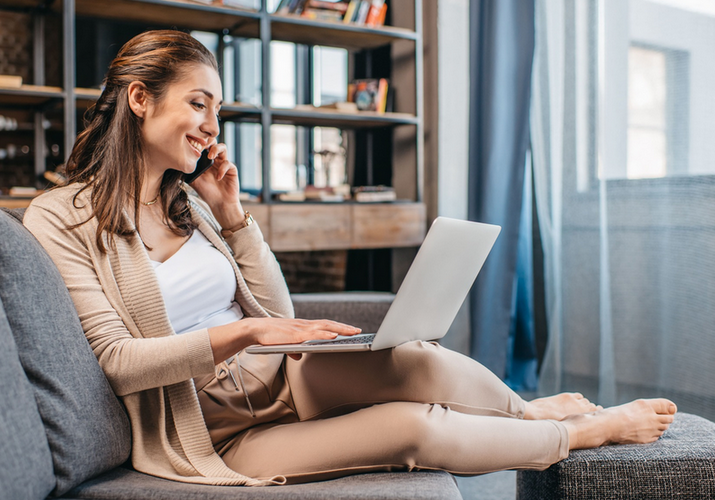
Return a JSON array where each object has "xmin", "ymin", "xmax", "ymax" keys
[{"xmin": 291, "ymin": 292, "xmax": 394, "ymax": 333}]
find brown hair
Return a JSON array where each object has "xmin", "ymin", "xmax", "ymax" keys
[{"xmin": 65, "ymin": 29, "xmax": 219, "ymax": 252}]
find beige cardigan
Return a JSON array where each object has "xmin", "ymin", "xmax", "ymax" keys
[{"xmin": 24, "ymin": 184, "xmax": 293, "ymax": 486}]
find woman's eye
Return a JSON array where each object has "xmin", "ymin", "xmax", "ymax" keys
[{"xmin": 191, "ymin": 102, "xmax": 206, "ymax": 110}]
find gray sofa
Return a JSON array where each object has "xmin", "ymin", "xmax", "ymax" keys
[{"xmin": 0, "ymin": 207, "xmax": 463, "ymax": 500}]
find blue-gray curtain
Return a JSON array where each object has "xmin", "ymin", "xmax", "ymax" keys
[{"xmin": 468, "ymin": 0, "xmax": 537, "ymax": 382}]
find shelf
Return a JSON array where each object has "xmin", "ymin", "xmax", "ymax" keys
[
  {"xmin": 0, "ymin": 198, "xmax": 426, "ymax": 251},
  {"xmin": 73, "ymin": 91, "xmax": 262, "ymax": 122},
  {"xmin": 219, "ymin": 102, "xmax": 262, "ymax": 121},
  {"xmin": 271, "ymin": 107, "xmax": 417, "ymax": 129},
  {"xmin": 270, "ymin": 14, "xmax": 417, "ymax": 50},
  {"xmin": 0, "ymin": 0, "xmax": 43, "ymax": 10},
  {"xmin": 73, "ymin": 0, "xmax": 260, "ymax": 37},
  {"xmin": 0, "ymin": 85, "xmax": 64, "ymax": 107},
  {"xmin": 68, "ymin": 91, "xmax": 415, "ymax": 128},
  {"xmin": 0, "ymin": 196, "xmax": 37, "ymax": 209},
  {"xmin": 74, "ymin": 87, "xmax": 101, "ymax": 109}
]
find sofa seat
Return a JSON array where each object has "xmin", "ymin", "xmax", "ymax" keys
[
  {"xmin": 62, "ymin": 468, "xmax": 461, "ymax": 500},
  {"xmin": 517, "ymin": 412, "xmax": 715, "ymax": 499}
]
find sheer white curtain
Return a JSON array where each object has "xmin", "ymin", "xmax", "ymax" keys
[{"xmin": 531, "ymin": 0, "xmax": 715, "ymax": 419}]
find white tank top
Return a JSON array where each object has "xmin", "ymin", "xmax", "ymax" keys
[{"xmin": 151, "ymin": 230, "xmax": 244, "ymax": 334}]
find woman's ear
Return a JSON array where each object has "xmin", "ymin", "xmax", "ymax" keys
[{"xmin": 127, "ymin": 81, "xmax": 148, "ymax": 119}]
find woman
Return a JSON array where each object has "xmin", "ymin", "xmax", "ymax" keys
[{"xmin": 24, "ymin": 30, "xmax": 676, "ymax": 486}]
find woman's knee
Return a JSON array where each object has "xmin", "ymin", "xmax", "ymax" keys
[
  {"xmin": 391, "ymin": 341, "xmax": 466, "ymax": 389},
  {"xmin": 376, "ymin": 402, "xmax": 445, "ymax": 466}
]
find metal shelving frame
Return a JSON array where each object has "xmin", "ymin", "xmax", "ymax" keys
[{"xmin": 1, "ymin": 0, "xmax": 424, "ymax": 208}]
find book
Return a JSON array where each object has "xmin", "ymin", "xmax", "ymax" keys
[
  {"xmin": 278, "ymin": 191, "xmax": 307, "ymax": 202},
  {"xmin": 301, "ymin": 9, "xmax": 345, "ymax": 22},
  {"xmin": 0, "ymin": 75, "xmax": 22, "ymax": 88},
  {"xmin": 354, "ymin": 0, "xmax": 371, "ymax": 24},
  {"xmin": 343, "ymin": 0, "xmax": 360, "ymax": 22},
  {"xmin": 368, "ymin": 2, "xmax": 387, "ymax": 26},
  {"xmin": 365, "ymin": 0, "xmax": 384, "ymax": 26},
  {"xmin": 349, "ymin": 78, "xmax": 389, "ymax": 113},
  {"xmin": 8, "ymin": 187, "xmax": 42, "ymax": 198},
  {"xmin": 275, "ymin": 0, "xmax": 292, "ymax": 13},
  {"xmin": 304, "ymin": 185, "xmax": 347, "ymax": 202},
  {"xmin": 304, "ymin": 0, "xmax": 349, "ymax": 12},
  {"xmin": 291, "ymin": 0, "xmax": 311, "ymax": 14},
  {"xmin": 353, "ymin": 185, "xmax": 396, "ymax": 202},
  {"xmin": 43, "ymin": 170, "xmax": 68, "ymax": 186},
  {"xmin": 319, "ymin": 101, "xmax": 359, "ymax": 112}
]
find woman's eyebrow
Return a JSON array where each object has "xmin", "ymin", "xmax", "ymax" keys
[{"xmin": 190, "ymin": 88, "xmax": 223, "ymax": 105}]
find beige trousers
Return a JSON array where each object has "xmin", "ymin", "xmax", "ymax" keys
[{"xmin": 200, "ymin": 341, "xmax": 569, "ymax": 483}]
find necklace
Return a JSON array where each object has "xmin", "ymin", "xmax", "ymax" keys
[{"xmin": 141, "ymin": 194, "xmax": 159, "ymax": 206}]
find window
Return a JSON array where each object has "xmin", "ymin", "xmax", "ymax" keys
[
  {"xmin": 627, "ymin": 45, "xmax": 668, "ymax": 179},
  {"xmin": 596, "ymin": 0, "xmax": 715, "ymax": 181}
]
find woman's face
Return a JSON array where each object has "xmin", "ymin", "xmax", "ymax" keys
[{"xmin": 140, "ymin": 63, "xmax": 222, "ymax": 176}]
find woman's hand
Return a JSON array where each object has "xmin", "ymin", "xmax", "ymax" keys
[
  {"xmin": 208, "ymin": 318, "xmax": 362, "ymax": 363},
  {"xmin": 189, "ymin": 142, "xmax": 245, "ymax": 229}
]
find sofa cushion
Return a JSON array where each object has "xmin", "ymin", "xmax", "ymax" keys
[
  {"xmin": 292, "ymin": 292, "xmax": 394, "ymax": 333},
  {"xmin": 0, "ymin": 208, "xmax": 132, "ymax": 496},
  {"xmin": 63, "ymin": 467, "xmax": 463, "ymax": 500},
  {"xmin": 516, "ymin": 412, "xmax": 715, "ymax": 499},
  {"xmin": 0, "ymin": 297, "xmax": 55, "ymax": 500}
]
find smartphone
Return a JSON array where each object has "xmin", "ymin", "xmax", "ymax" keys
[{"xmin": 183, "ymin": 149, "xmax": 214, "ymax": 184}]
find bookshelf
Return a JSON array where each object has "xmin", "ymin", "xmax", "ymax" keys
[{"xmin": 0, "ymin": 0, "xmax": 426, "ymax": 252}]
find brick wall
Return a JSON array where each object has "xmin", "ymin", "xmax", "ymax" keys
[{"xmin": 275, "ymin": 250, "xmax": 347, "ymax": 293}]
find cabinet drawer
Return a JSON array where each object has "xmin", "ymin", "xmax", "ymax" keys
[
  {"xmin": 270, "ymin": 204, "xmax": 352, "ymax": 251},
  {"xmin": 352, "ymin": 203, "xmax": 426, "ymax": 249}
]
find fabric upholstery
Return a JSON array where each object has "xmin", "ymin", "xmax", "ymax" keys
[
  {"xmin": 291, "ymin": 292, "xmax": 394, "ymax": 333},
  {"xmin": 63, "ymin": 467, "xmax": 463, "ymax": 500},
  {"xmin": 0, "ymin": 208, "xmax": 132, "ymax": 496},
  {"xmin": 0, "ymin": 297, "xmax": 55, "ymax": 500},
  {"xmin": 517, "ymin": 412, "xmax": 715, "ymax": 499}
]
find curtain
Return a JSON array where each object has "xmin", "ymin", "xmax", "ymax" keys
[
  {"xmin": 532, "ymin": 0, "xmax": 715, "ymax": 419},
  {"xmin": 468, "ymin": 0, "xmax": 537, "ymax": 382}
]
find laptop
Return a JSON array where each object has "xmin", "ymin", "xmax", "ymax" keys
[{"xmin": 245, "ymin": 217, "xmax": 500, "ymax": 354}]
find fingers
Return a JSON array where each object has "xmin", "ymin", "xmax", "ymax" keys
[
  {"xmin": 207, "ymin": 143, "xmax": 235, "ymax": 182},
  {"xmin": 308, "ymin": 319, "xmax": 362, "ymax": 336},
  {"xmin": 251, "ymin": 318, "xmax": 362, "ymax": 347}
]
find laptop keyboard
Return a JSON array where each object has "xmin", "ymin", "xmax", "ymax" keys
[{"xmin": 305, "ymin": 334, "xmax": 376, "ymax": 345}]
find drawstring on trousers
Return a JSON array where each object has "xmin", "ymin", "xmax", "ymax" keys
[{"xmin": 222, "ymin": 355, "xmax": 256, "ymax": 418}]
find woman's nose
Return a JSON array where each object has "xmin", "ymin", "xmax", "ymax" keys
[{"xmin": 201, "ymin": 113, "xmax": 220, "ymax": 138}]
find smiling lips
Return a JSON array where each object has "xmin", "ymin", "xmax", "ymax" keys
[{"xmin": 187, "ymin": 137, "xmax": 205, "ymax": 156}]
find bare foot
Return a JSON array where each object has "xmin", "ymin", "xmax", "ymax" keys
[
  {"xmin": 562, "ymin": 398, "xmax": 677, "ymax": 450},
  {"xmin": 524, "ymin": 392, "xmax": 600, "ymax": 421}
]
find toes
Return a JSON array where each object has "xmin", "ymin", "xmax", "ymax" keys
[{"xmin": 648, "ymin": 398, "xmax": 677, "ymax": 415}]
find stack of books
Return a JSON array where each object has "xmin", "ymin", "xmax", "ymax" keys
[
  {"xmin": 353, "ymin": 185, "xmax": 396, "ymax": 202},
  {"xmin": 343, "ymin": 0, "xmax": 386, "ymax": 26},
  {"xmin": 275, "ymin": 0, "xmax": 387, "ymax": 27}
]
